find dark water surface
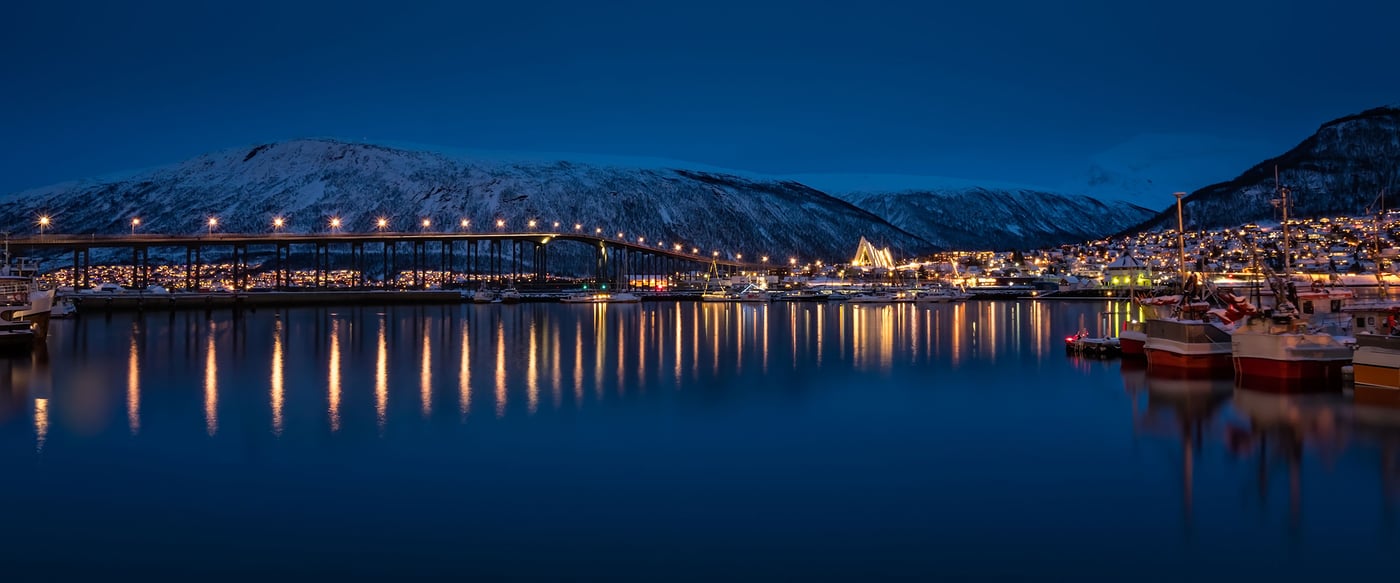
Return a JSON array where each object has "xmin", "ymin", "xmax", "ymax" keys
[{"xmin": 2, "ymin": 301, "xmax": 1396, "ymax": 579}]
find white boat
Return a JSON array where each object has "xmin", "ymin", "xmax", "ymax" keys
[
  {"xmin": 1, "ymin": 256, "xmax": 55, "ymax": 351},
  {"xmin": 471, "ymin": 289, "xmax": 497, "ymax": 303},
  {"xmin": 560, "ymin": 291, "xmax": 641, "ymax": 304},
  {"xmin": 498, "ymin": 288, "xmax": 524, "ymax": 303},
  {"xmin": 846, "ymin": 289, "xmax": 896, "ymax": 304},
  {"xmin": 700, "ymin": 283, "xmax": 771, "ymax": 303}
]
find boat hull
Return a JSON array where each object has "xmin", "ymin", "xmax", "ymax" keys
[
  {"xmin": 1143, "ymin": 318, "xmax": 1235, "ymax": 377},
  {"xmin": 1119, "ymin": 330, "xmax": 1146, "ymax": 358}
]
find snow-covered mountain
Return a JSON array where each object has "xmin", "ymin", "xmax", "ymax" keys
[
  {"xmin": 0, "ymin": 139, "xmax": 932, "ymax": 263},
  {"xmin": 0, "ymin": 139, "xmax": 1155, "ymax": 259},
  {"xmin": 1127, "ymin": 106, "xmax": 1400, "ymax": 232},
  {"xmin": 822, "ymin": 185, "xmax": 1156, "ymax": 250}
]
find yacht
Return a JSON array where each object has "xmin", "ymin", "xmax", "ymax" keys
[{"xmin": 560, "ymin": 291, "xmax": 641, "ymax": 304}]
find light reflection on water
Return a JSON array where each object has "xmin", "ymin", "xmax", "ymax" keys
[{"xmin": 0, "ymin": 300, "xmax": 1397, "ymax": 578}]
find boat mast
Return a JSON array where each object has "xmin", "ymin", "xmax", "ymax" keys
[
  {"xmin": 1175, "ymin": 192, "xmax": 1187, "ymax": 287},
  {"xmin": 1277, "ymin": 166, "xmax": 1291, "ymax": 277}
]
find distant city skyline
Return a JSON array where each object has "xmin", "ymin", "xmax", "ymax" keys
[{"xmin": 3, "ymin": 0, "xmax": 1397, "ymax": 205}]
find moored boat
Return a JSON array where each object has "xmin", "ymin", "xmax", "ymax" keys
[
  {"xmin": 560, "ymin": 291, "xmax": 641, "ymax": 304},
  {"xmin": 1352, "ymin": 333, "xmax": 1400, "ymax": 407},
  {"xmin": 1231, "ymin": 313, "xmax": 1352, "ymax": 392}
]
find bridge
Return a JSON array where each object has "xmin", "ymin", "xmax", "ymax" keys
[{"xmin": 2, "ymin": 232, "xmax": 789, "ymax": 291}]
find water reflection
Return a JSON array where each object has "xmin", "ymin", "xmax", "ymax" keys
[
  {"xmin": 204, "ymin": 325, "xmax": 217, "ymax": 437},
  {"xmin": 271, "ymin": 319, "xmax": 284, "ymax": 437},
  {"xmin": 128, "ymin": 325, "xmax": 140, "ymax": 436},
  {"xmin": 376, "ymin": 319, "xmax": 388, "ymax": 432},
  {"xmin": 329, "ymin": 319, "xmax": 342, "ymax": 432}
]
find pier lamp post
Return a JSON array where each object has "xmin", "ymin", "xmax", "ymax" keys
[
  {"xmin": 131, "ymin": 217, "xmax": 140, "ymax": 235},
  {"xmin": 377, "ymin": 217, "xmax": 389, "ymax": 232},
  {"xmin": 273, "ymin": 217, "xmax": 285, "ymax": 232},
  {"xmin": 207, "ymin": 217, "xmax": 218, "ymax": 236},
  {"xmin": 38, "ymin": 216, "xmax": 51, "ymax": 238}
]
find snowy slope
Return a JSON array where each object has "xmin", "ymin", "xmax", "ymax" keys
[
  {"xmin": 1066, "ymin": 133, "xmax": 1279, "ymax": 206},
  {"xmin": 831, "ymin": 187, "xmax": 1155, "ymax": 250}
]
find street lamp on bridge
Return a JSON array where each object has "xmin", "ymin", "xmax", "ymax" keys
[
  {"xmin": 496, "ymin": 219, "xmax": 505, "ymax": 229},
  {"xmin": 377, "ymin": 217, "xmax": 389, "ymax": 231},
  {"xmin": 460, "ymin": 219, "xmax": 470, "ymax": 230},
  {"xmin": 130, "ymin": 217, "xmax": 140, "ymax": 235},
  {"xmin": 528, "ymin": 219, "xmax": 537, "ymax": 229},
  {"xmin": 329, "ymin": 217, "xmax": 342, "ymax": 232},
  {"xmin": 273, "ymin": 217, "xmax": 285, "ymax": 232},
  {"xmin": 421, "ymin": 218, "xmax": 432, "ymax": 231},
  {"xmin": 207, "ymin": 217, "xmax": 218, "ymax": 236},
  {"xmin": 37, "ymin": 216, "xmax": 51, "ymax": 238}
]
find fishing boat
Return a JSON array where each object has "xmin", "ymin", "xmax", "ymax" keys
[
  {"xmin": 1142, "ymin": 193, "xmax": 1235, "ymax": 378},
  {"xmin": 1229, "ymin": 180, "xmax": 1354, "ymax": 392}
]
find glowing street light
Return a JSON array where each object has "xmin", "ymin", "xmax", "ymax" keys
[
  {"xmin": 789, "ymin": 257, "xmax": 797, "ymax": 266},
  {"xmin": 421, "ymin": 218, "xmax": 432, "ymax": 230},
  {"xmin": 637, "ymin": 236, "xmax": 644, "ymax": 243},
  {"xmin": 595, "ymin": 227, "xmax": 602, "ymax": 234},
  {"xmin": 617, "ymin": 232, "xmax": 624, "ymax": 239},
  {"xmin": 38, "ymin": 215, "xmax": 51, "ymax": 237},
  {"xmin": 460, "ymin": 219, "xmax": 470, "ymax": 229},
  {"xmin": 736, "ymin": 253, "xmax": 742, "ymax": 260},
  {"xmin": 552, "ymin": 221, "xmax": 560, "ymax": 229},
  {"xmin": 712, "ymin": 251, "xmax": 719, "ymax": 257},
  {"xmin": 674, "ymin": 244, "xmax": 682, "ymax": 251},
  {"xmin": 273, "ymin": 217, "xmax": 285, "ymax": 232},
  {"xmin": 377, "ymin": 217, "xmax": 389, "ymax": 231},
  {"xmin": 692, "ymin": 248, "xmax": 698, "ymax": 254},
  {"xmin": 761, "ymin": 256, "xmax": 769, "ymax": 263},
  {"xmin": 528, "ymin": 219, "xmax": 538, "ymax": 229},
  {"xmin": 496, "ymin": 219, "xmax": 505, "ymax": 229},
  {"xmin": 329, "ymin": 217, "xmax": 342, "ymax": 232},
  {"xmin": 130, "ymin": 217, "xmax": 141, "ymax": 235},
  {"xmin": 207, "ymin": 217, "xmax": 218, "ymax": 236},
  {"xmin": 574, "ymin": 223, "xmax": 582, "ymax": 231}
]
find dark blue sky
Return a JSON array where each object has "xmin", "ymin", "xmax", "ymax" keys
[{"xmin": 3, "ymin": 0, "xmax": 1397, "ymax": 197}]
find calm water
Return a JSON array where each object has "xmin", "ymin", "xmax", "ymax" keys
[{"xmin": 2, "ymin": 301, "xmax": 1397, "ymax": 579}]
